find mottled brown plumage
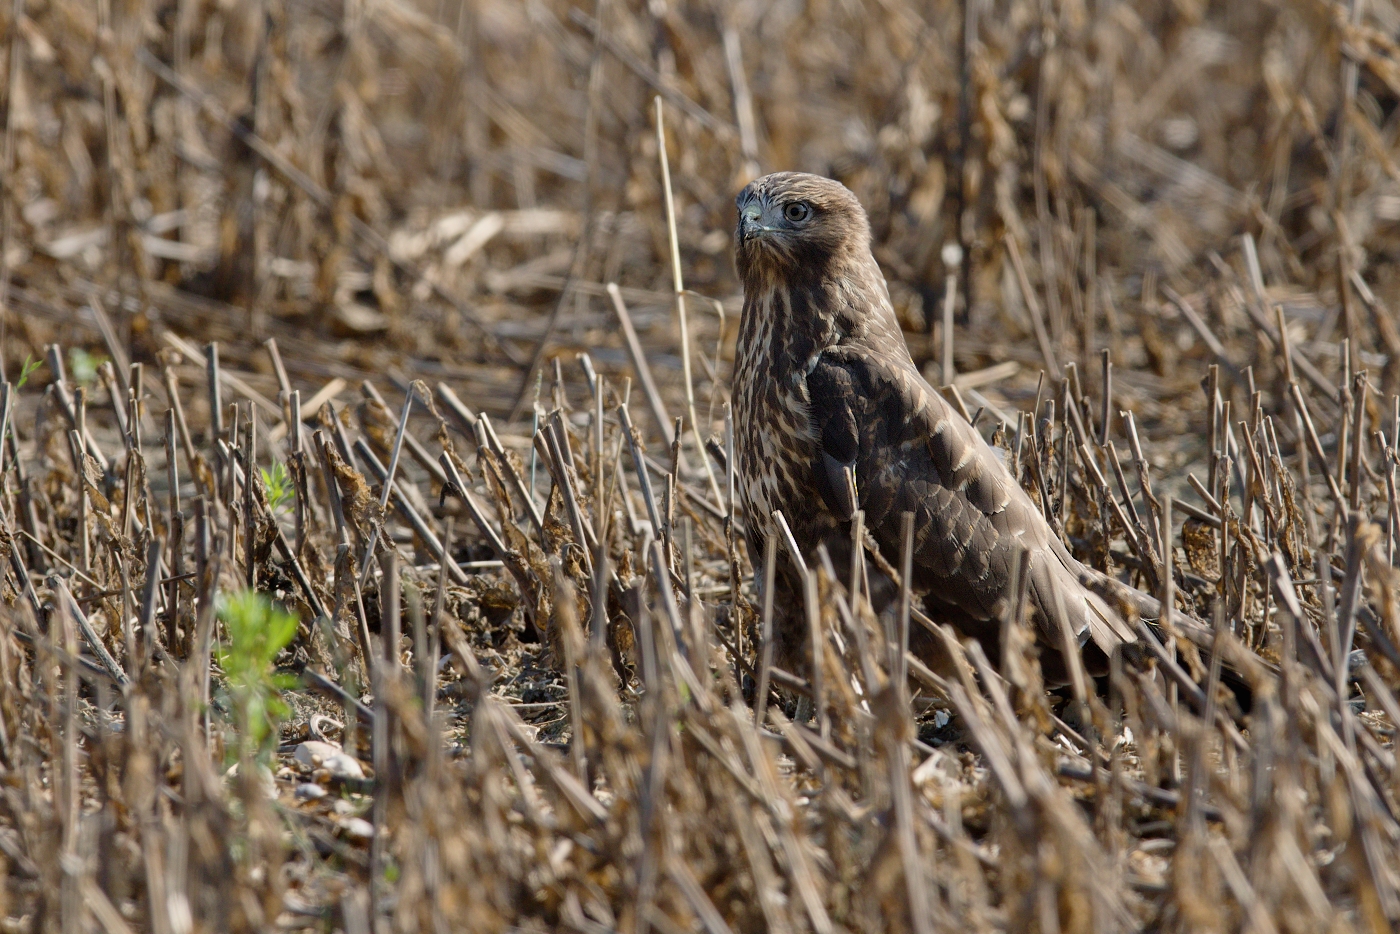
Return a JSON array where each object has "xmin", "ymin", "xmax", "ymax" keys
[{"xmin": 732, "ymin": 172, "xmax": 1134, "ymax": 681}]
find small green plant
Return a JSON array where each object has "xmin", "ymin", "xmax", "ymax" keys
[
  {"xmin": 261, "ymin": 461, "xmax": 293, "ymax": 514},
  {"xmin": 217, "ymin": 591, "xmax": 299, "ymax": 764},
  {"xmin": 67, "ymin": 347, "xmax": 107, "ymax": 387},
  {"xmin": 14, "ymin": 354, "xmax": 43, "ymax": 390}
]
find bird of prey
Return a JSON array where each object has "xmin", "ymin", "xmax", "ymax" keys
[{"xmin": 731, "ymin": 171, "xmax": 1135, "ymax": 683}]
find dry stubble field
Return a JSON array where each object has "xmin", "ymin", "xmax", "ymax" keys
[{"xmin": 2, "ymin": 0, "xmax": 1400, "ymax": 931}]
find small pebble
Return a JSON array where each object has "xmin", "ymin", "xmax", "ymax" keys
[
  {"xmin": 294, "ymin": 741, "xmax": 365, "ymax": 780},
  {"xmin": 339, "ymin": 817, "xmax": 375, "ymax": 841},
  {"xmin": 294, "ymin": 782, "xmax": 327, "ymax": 801}
]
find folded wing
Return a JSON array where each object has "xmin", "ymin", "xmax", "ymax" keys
[{"xmin": 804, "ymin": 347, "xmax": 1134, "ymax": 656}]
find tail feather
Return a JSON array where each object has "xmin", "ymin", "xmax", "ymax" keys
[{"xmin": 1033, "ymin": 552, "xmax": 1137, "ymax": 653}]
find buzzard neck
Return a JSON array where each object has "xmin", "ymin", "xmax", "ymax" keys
[{"xmin": 737, "ymin": 262, "xmax": 903, "ymax": 380}]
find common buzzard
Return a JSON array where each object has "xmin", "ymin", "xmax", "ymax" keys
[{"xmin": 732, "ymin": 172, "xmax": 1134, "ymax": 683}]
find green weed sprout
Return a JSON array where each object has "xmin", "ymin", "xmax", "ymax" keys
[
  {"xmin": 217, "ymin": 591, "xmax": 300, "ymax": 764},
  {"xmin": 14, "ymin": 355, "xmax": 43, "ymax": 390},
  {"xmin": 261, "ymin": 461, "xmax": 293, "ymax": 514}
]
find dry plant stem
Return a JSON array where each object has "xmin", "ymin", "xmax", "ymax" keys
[
  {"xmin": 50, "ymin": 577, "xmax": 128, "ymax": 688},
  {"xmin": 754, "ymin": 536, "xmax": 778, "ymax": 729},
  {"xmin": 655, "ymin": 98, "xmax": 724, "ymax": 510},
  {"xmin": 1187, "ymin": 473, "xmax": 1224, "ymax": 517},
  {"xmin": 358, "ymin": 384, "xmax": 415, "ymax": 587},
  {"xmin": 1335, "ymin": 513, "xmax": 1365, "ymax": 684},
  {"xmin": 434, "ymin": 383, "xmax": 478, "ymax": 442},
  {"xmin": 619, "ymin": 404, "xmax": 663, "ymax": 541},
  {"xmin": 722, "ymin": 22, "xmax": 760, "ymax": 178},
  {"xmin": 1052, "ymin": 581, "xmax": 1090, "ymax": 724},
  {"xmin": 772, "ymin": 510, "xmax": 809, "ymax": 578},
  {"xmin": 425, "ymin": 515, "xmax": 450, "ymax": 720},
  {"xmin": 264, "ymin": 337, "xmax": 291, "ymax": 400},
  {"xmin": 1184, "ymin": 603, "xmax": 1228, "ymax": 834},
  {"xmin": 942, "ymin": 274, "xmax": 957, "ymax": 385},
  {"xmin": 162, "ymin": 366, "xmax": 198, "ymax": 473},
  {"xmin": 1099, "ymin": 346, "xmax": 1112, "ymax": 447},
  {"xmin": 66, "ymin": 430, "xmax": 90, "ymax": 574},
  {"xmin": 1241, "ymin": 233, "xmax": 1340, "ymax": 406},
  {"xmin": 479, "ymin": 414, "xmax": 546, "ymax": 538},
  {"xmin": 1348, "ymin": 373, "xmax": 1368, "ymax": 513},
  {"xmin": 1385, "ymin": 448, "xmax": 1399, "ymax": 563},
  {"xmin": 338, "ymin": 542, "xmax": 375, "ymax": 683},
  {"xmin": 369, "ymin": 555, "xmax": 395, "ymax": 926},
  {"xmin": 1208, "ymin": 836, "xmax": 1283, "ymax": 934},
  {"xmin": 802, "ymin": 570, "xmax": 826, "ymax": 737},
  {"xmin": 607, "ymin": 283, "xmax": 676, "ymax": 450},
  {"xmin": 99, "ymin": 363, "xmax": 129, "ymax": 438},
  {"xmin": 114, "ymin": 545, "xmax": 140, "ymax": 681},
  {"xmin": 553, "ymin": 564, "xmax": 589, "ymax": 785},
  {"xmin": 437, "ymin": 453, "xmax": 509, "ymax": 558},
  {"xmin": 1107, "ymin": 441, "xmax": 1158, "ymax": 584},
  {"xmin": 634, "ymin": 596, "xmax": 664, "ymax": 934},
  {"xmin": 361, "ymin": 381, "xmax": 448, "ymax": 486},
  {"xmin": 1080, "ymin": 442, "xmax": 1149, "ymax": 568},
  {"xmin": 1123, "ymin": 410, "xmax": 1163, "ymax": 549},
  {"xmin": 648, "ymin": 539, "xmax": 690, "ymax": 673},
  {"xmin": 666, "ymin": 855, "xmax": 738, "ymax": 934},
  {"xmin": 1057, "ymin": 387, "xmax": 1072, "ymax": 532},
  {"xmin": 290, "ymin": 391, "xmax": 307, "ymax": 553},
  {"xmin": 272, "ymin": 520, "xmax": 331, "ymax": 622},
  {"xmin": 1290, "ymin": 381, "xmax": 1346, "ymax": 509},
  {"xmin": 663, "ymin": 418, "xmax": 683, "ymax": 572},
  {"xmin": 1164, "ymin": 285, "xmax": 1242, "ymax": 387},
  {"xmin": 1005, "ymin": 233, "xmax": 1062, "ymax": 381},
  {"xmin": 1271, "ymin": 556, "xmax": 1336, "ymax": 684},
  {"xmin": 165, "ymin": 408, "xmax": 183, "ymax": 613},
  {"xmin": 243, "ymin": 416, "xmax": 256, "ymax": 589},
  {"xmin": 206, "ymin": 342, "xmax": 224, "ymax": 442},
  {"xmin": 897, "ymin": 512, "xmax": 914, "ymax": 689},
  {"xmin": 593, "ymin": 389, "xmax": 610, "ymax": 649},
  {"xmin": 314, "ymin": 442, "xmax": 368, "ymax": 665},
  {"xmin": 1348, "ymin": 270, "xmax": 1400, "ymax": 375},
  {"xmin": 540, "ymin": 423, "xmax": 594, "ymax": 579},
  {"xmin": 57, "ymin": 587, "xmax": 80, "ymax": 934},
  {"xmin": 849, "ymin": 509, "xmax": 868, "ymax": 613},
  {"xmin": 354, "ymin": 441, "xmax": 468, "ymax": 586},
  {"xmin": 52, "ymin": 372, "xmax": 108, "ymax": 472},
  {"xmin": 137, "ymin": 537, "xmax": 163, "ymax": 669},
  {"xmin": 0, "ymin": 382, "xmax": 10, "ymax": 484},
  {"xmin": 315, "ymin": 431, "xmax": 351, "ymax": 546},
  {"xmin": 87, "ymin": 293, "xmax": 131, "ymax": 389}
]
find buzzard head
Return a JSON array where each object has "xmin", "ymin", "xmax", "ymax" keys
[{"xmin": 734, "ymin": 172, "xmax": 871, "ymax": 286}]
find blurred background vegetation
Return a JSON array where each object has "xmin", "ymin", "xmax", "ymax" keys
[{"xmin": 6, "ymin": 0, "xmax": 1399, "ymax": 430}]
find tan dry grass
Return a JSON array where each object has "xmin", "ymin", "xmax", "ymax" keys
[{"xmin": 1, "ymin": 0, "xmax": 1400, "ymax": 932}]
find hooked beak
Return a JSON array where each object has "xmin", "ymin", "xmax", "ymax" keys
[{"xmin": 739, "ymin": 201, "xmax": 769, "ymax": 240}]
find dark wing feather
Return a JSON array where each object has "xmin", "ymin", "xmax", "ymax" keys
[
  {"xmin": 806, "ymin": 360, "xmax": 861, "ymax": 521},
  {"xmin": 806, "ymin": 347, "xmax": 1134, "ymax": 654}
]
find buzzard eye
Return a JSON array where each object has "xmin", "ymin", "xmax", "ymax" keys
[{"xmin": 783, "ymin": 202, "xmax": 811, "ymax": 223}]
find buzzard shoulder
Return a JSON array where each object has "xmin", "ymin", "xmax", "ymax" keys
[
  {"xmin": 804, "ymin": 346, "xmax": 1051, "ymax": 623},
  {"xmin": 804, "ymin": 346, "xmax": 1020, "ymax": 517}
]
